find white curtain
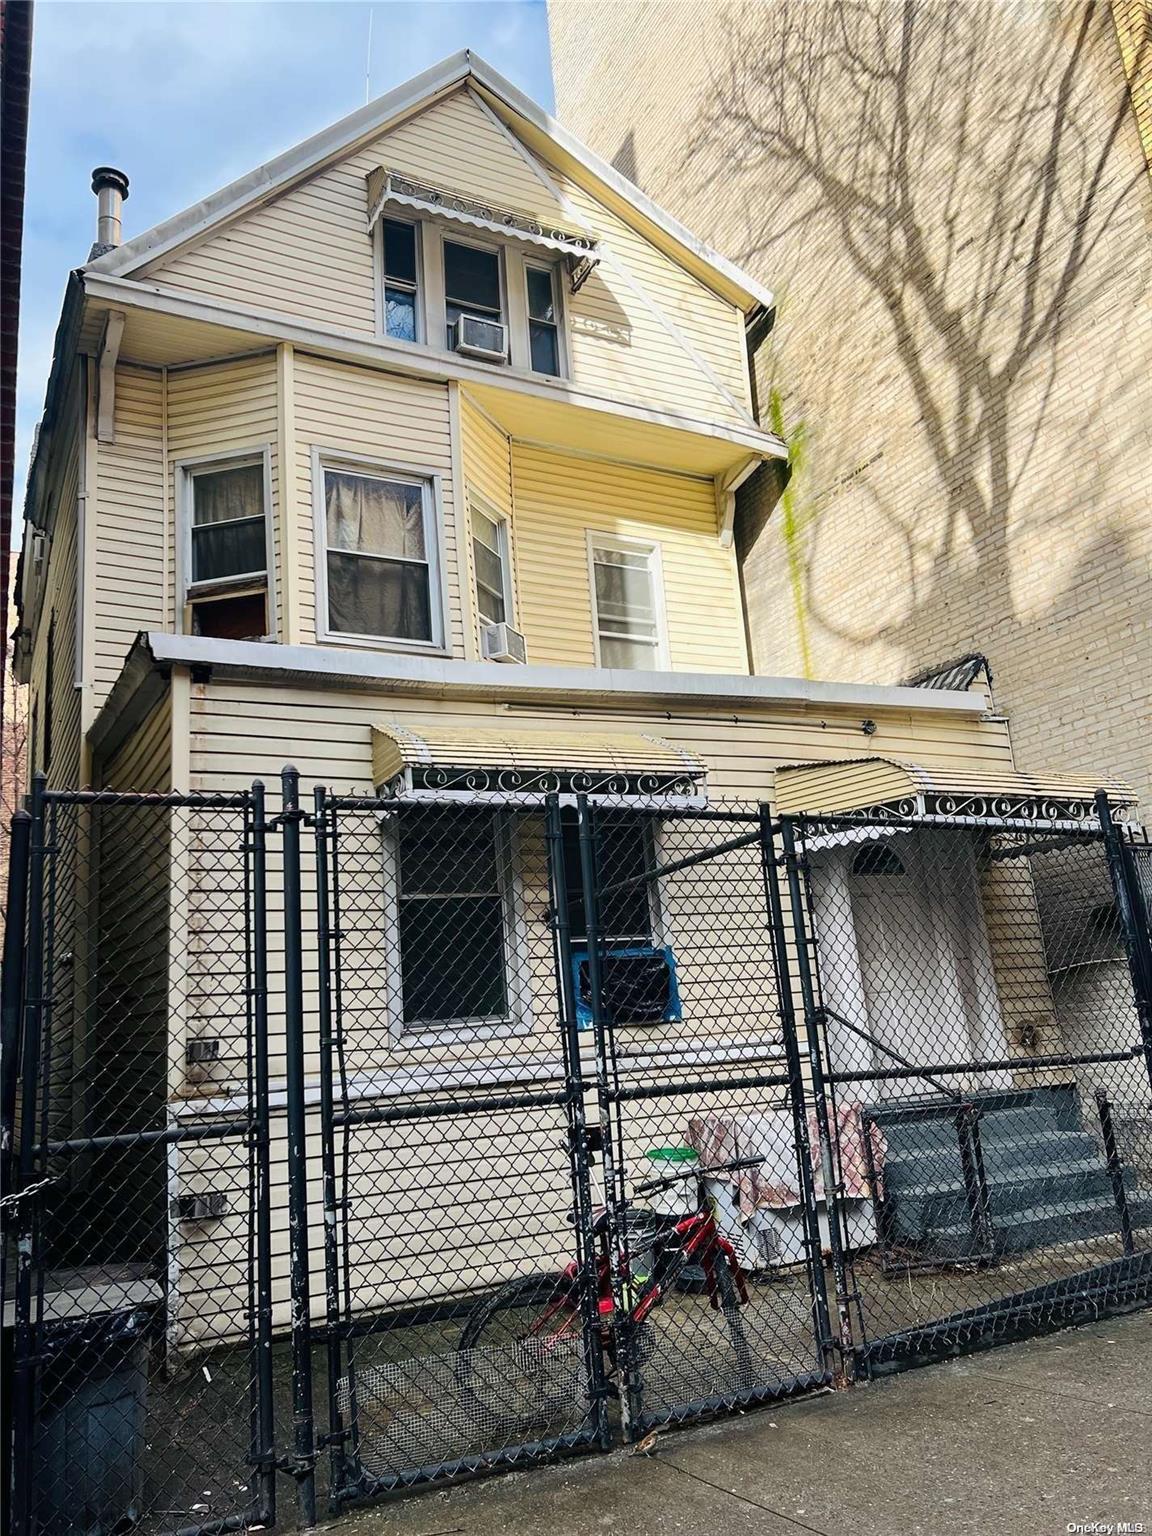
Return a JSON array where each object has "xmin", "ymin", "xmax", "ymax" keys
[{"xmin": 325, "ymin": 471, "xmax": 425, "ymax": 559}]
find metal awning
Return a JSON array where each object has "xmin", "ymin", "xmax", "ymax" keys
[
  {"xmin": 773, "ymin": 756, "xmax": 1134, "ymax": 825},
  {"xmin": 366, "ymin": 167, "xmax": 600, "ymax": 287},
  {"xmin": 371, "ymin": 722, "xmax": 705, "ymax": 799}
]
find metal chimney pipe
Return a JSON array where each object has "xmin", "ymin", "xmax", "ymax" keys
[{"xmin": 89, "ymin": 166, "xmax": 129, "ymax": 257}]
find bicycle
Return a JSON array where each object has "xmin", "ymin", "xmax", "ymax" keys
[{"xmin": 455, "ymin": 1155, "xmax": 764, "ymax": 1424}]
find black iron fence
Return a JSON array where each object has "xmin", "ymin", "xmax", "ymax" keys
[{"xmin": 2, "ymin": 773, "xmax": 1151, "ymax": 1534}]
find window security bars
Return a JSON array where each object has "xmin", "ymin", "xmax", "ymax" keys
[{"xmin": 2, "ymin": 776, "xmax": 1151, "ymax": 1535}]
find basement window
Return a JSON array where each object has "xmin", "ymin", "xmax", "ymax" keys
[{"xmin": 180, "ymin": 454, "xmax": 271, "ymax": 640}]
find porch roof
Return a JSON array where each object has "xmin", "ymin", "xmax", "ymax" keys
[
  {"xmin": 773, "ymin": 756, "xmax": 1134, "ymax": 823},
  {"xmin": 371, "ymin": 721, "xmax": 705, "ymax": 796}
]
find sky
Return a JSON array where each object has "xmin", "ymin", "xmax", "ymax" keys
[{"xmin": 15, "ymin": 0, "xmax": 554, "ymax": 527}]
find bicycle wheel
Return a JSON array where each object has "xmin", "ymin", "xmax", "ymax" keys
[
  {"xmin": 456, "ymin": 1273, "xmax": 588, "ymax": 1433},
  {"xmin": 713, "ymin": 1256, "xmax": 756, "ymax": 1389}
]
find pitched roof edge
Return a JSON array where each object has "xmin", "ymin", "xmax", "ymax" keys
[{"xmin": 84, "ymin": 49, "xmax": 774, "ymax": 315}]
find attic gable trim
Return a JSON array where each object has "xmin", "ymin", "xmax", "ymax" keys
[
  {"xmin": 84, "ymin": 49, "xmax": 773, "ymax": 315},
  {"xmin": 82, "ymin": 270, "xmax": 789, "ymax": 462},
  {"xmin": 86, "ymin": 51, "xmax": 475, "ymax": 279}
]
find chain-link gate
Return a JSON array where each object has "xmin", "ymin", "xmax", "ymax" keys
[
  {"xmin": 2, "ymin": 784, "xmax": 277, "ymax": 1536},
  {"xmin": 780, "ymin": 799, "xmax": 1152, "ymax": 1377},
  {"xmin": 4, "ymin": 773, "xmax": 1152, "ymax": 1535}
]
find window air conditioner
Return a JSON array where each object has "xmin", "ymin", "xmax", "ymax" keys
[
  {"xmin": 480, "ymin": 621, "xmax": 527, "ymax": 664},
  {"xmin": 572, "ymin": 946, "xmax": 681, "ymax": 1029},
  {"xmin": 454, "ymin": 314, "xmax": 508, "ymax": 362}
]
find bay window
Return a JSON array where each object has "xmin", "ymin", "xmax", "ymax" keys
[
  {"xmin": 320, "ymin": 460, "xmax": 442, "ymax": 647},
  {"xmin": 180, "ymin": 453, "xmax": 271, "ymax": 640}
]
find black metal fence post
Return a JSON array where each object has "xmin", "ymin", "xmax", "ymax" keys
[
  {"xmin": 576, "ymin": 794, "xmax": 640, "ymax": 1432},
  {"xmin": 757, "ymin": 807, "xmax": 836, "ymax": 1375},
  {"xmin": 249, "ymin": 782, "xmax": 277, "ymax": 1525},
  {"xmin": 1094, "ymin": 1090, "xmax": 1135, "ymax": 1257},
  {"xmin": 10, "ymin": 775, "xmax": 47, "ymax": 1536},
  {"xmin": 281, "ymin": 766, "xmax": 317, "ymax": 1527},
  {"xmin": 545, "ymin": 794, "xmax": 612, "ymax": 1450},
  {"xmin": 313, "ymin": 785, "xmax": 348, "ymax": 1508},
  {"xmin": 1096, "ymin": 791, "xmax": 1152, "ymax": 1098},
  {"xmin": 777, "ymin": 814, "xmax": 856, "ymax": 1366}
]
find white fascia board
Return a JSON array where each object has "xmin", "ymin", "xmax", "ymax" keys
[
  {"xmin": 133, "ymin": 632, "xmax": 986, "ymax": 716},
  {"xmin": 467, "ymin": 58, "xmax": 775, "ymax": 316},
  {"xmin": 81, "ymin": 272, "xmax": 788, "ymax": 462},
  {"xmin": 83, "ymin": 48, "xmax": 774, "ymax": 318},
  {"xmin": 85, "ymin": 52, "xmax": 474, "ymax": 279}
]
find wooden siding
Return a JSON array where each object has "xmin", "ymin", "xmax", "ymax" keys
[
  {"xmin": 93, "ymin": 366, "xmax": 165, "ymax": 703},
  {"xmin": 166, "ymin": 354, "xmax": 281, "ymax": 635},
  {"xmin": 510, "ymin": 443, "xmax": 748, "ymax": 672},
  {"xmin": 293, "ymin": 354, "xmax": 461, "ymax": 649},
  {"xmin": 144, "ymin": 86, "xmax": 751, "ymax": 429}
]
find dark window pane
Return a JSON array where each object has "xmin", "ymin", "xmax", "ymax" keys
[
  {"xmin": 193, "ymin": 590, "xmax": 267, "ymax": 640},
  {"xmin": 191, "ymin": 516, "xmax": 266, "ymax": 583},
  {"xmin": 530, "ymin": 321, "xmax": 560, "ymax": 376},
  {"xmin": 400, "ymin": 895, "xmax": 507, "ymax": 1023},
  {"xmin": 562, "ymin": 811, "xmax": 653, "ymax": 943},
  {"xmin": 192, "ymin": 463, "xmax": 264, "ymax": 527},
  {"xmin": 400, "ymin": 807, "xmax": 499, "ymax": 894},
  {"xmin": 383, "ymin": 219, "xmax": 417, "ymax": 283},
  {"xmin": 444, "ymin": 240, "xmax": 501, "ymax": 312},
  {"xmin": 473, "ymin": 539, "xmax": 505, "ymax": 601},
  {"xmin": 385, "ymin": 286, "xmax": 416, "ymax": 341},
  {"xmin": 526, "ymin": 267, "xmax": 556, "ymax": 321},
  {"xmin": 326, "ymin": 550, "xmax": 432, "ymax": 641}
]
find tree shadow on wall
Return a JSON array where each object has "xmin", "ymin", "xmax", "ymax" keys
[{"xmin": 688, "ymin": 0, "xmax": 1150, "ymax": 724}]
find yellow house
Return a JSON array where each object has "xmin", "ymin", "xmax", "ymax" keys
[{"xmin": 10, "ymin": 50, "xmax": 1151, "ymax": 1536}]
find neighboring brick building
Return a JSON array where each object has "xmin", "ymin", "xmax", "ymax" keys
[{"xmin": 550, "ymin": 0, "xmax": 1152, "ymax": 813}]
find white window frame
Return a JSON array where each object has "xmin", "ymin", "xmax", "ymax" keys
[
  {"xmin": 312, "ymin": 448, "xmax": 449, "ymax": 654},
  {"xmin": 379, "ymin": 808, "xmax": 534, "ymax": 1047},
  {"xmin": 374, "ymin": 215, "xmax": 424, "ymax": 345},
  {"xmin": 586, "ymin": 531, "xmax": 670, "ymax": 670},
  {"xmin": 439, "ymin": 229, "xmax": 508, "ymax": 357},
  {"xmin": 175, "ymin": 446, "xmax": 276, "ymax": 638},
  {"xmin": 469, "ymin": 491, "xmax": 515, "ymax": 636},
  {"xmin": 522, "ymin": 258, "xmax": 567, "ymax": 379}
]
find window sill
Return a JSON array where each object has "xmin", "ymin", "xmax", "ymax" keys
[
  {"xmin": 376, "ymin": 329, "xmax": 568, "ymax": 386},
  {"xmin": 315, "ymin": 630, "xmax": 453, "ymax": 659}
]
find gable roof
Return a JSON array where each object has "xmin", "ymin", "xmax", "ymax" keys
[{"xmin": 85, "ymin": 50, "xmax": 774, "ymax": 316}]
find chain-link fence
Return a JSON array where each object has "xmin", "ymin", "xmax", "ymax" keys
[{"xmin": 3, "ymin": 775, "xmax": 1151, "ymax": 1534}]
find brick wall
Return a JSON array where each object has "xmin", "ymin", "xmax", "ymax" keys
[{"xmin": 550, "ymin": 0, "xmax": 1152, "ymax": 814}]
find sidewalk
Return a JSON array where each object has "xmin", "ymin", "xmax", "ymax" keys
[{"xmin": 333, "ymin": 1308, "xmax": 1152, "ymax": 1536}]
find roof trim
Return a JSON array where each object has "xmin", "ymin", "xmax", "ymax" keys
[
  {"xmin": 94, "ymin": 632, "xmax": 988, "ymax": 720},
  {"xmin": 83, "ymin": 50, "xmax": 773, "ymax": 314}
]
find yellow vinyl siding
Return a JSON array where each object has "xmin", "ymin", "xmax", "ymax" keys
[
  {"xmin": 93, "ymin": 366, "xmax": 165, "ymax": 704},
  {"xmin": 166, "ymin": 353, "xmax": 281, "ymax": 634},
  {"xmin": 554, "ymin": 168, "xmax": 753, "ymax": 422},
  {"xmin": 144, "ymin": 87, "xmax": 752, "ymax": 430},
  {"xmin": 292, "ymin": 354, "xmax": 461, "ymax": 650},
  {"xmin": 510, "ymin": 443, "xmax": 747, "ymax": 673},
  {"xmin": 459, "ymin": 392, "xmax": 515, "ymax": 640}
]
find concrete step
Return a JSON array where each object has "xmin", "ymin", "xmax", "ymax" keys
[
  {"xmin": 883, "ymin": 1130, "xmax": 1104, "ymax": 1190},
  {"xmin": 917, "ymin": 1194, "xmax": 1152, "ymax": 1259},
  {"xmin": 891, "ymin": 1161, "xmax": 1127, "ymax": 1234}
]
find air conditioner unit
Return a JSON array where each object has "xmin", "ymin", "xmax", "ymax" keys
[
  {"xmin": 572, "ymin": 945, "xmax": 681, "ymax": 1029},
  {"xmin": 480, "ymin": 621, "xmax": 527, "ymax": 664},
  {"xmin": 453, "ymin": 314, "xmax": 508, "ymax": 362}
]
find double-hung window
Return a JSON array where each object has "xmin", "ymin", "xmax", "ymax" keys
[
  {"xmin": 444, "ymin": 238, "xmax": 504, "ymax": 352},
  {"xmin": 589, "ymin": 535, "xmax": 666, "ymax": 669},
  {"xmin": 321, "ymin": 463, "xmax": 440, "ymax": 646},
  {"xmin": 183, "ymin": 455, "xmax": 270, "ymax": 640},
  {"xmin": 382, "ymin": 218, "xmax": 420, "ymax": 342},
  {"xmin": 471, "ymin": 502, "xmax": 512, "ymax": 628},
  {"xmin": 526, "ymin": 263, "xmax": 562, "ymax": 377},
  {"xmin": 561, "ymin": 809, "xmax": 656, "ymax": 946},
  {"xmin": 396, "ymin": 806, "xmax": 511, "ymax": 1027}
]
